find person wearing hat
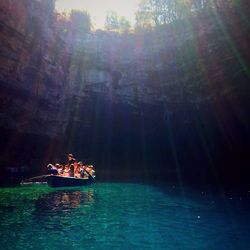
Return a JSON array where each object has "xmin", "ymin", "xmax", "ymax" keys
[
  {"xmin": 68, "ymin": 153, "xmax": 76, "ymax": 164},
  {"xmin": 67, "ymin": 154, "xmax": 77, "ymax": 177}
]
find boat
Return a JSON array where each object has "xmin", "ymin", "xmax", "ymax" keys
[
  {"xmin": 21, "ymin": 160, "xmax": 96, "ymax": 188},
  {"xmin": 46, "ymin": 175, "xmax": 95, "ymax": 188}
]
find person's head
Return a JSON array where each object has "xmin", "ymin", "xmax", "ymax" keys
[
  {"xmin": 47, "ymin": 163, "xmax": 53, "ymax": 169},
  {"xmin": 68, "ymin": 153, "xmax": 74, "ymax": 160}
]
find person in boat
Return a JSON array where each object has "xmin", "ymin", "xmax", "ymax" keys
[
  {"xmin": 77, "ymin": 162, "xmax": 85, "ymax": 178},
  {"xmin": 73, "ymin": 162, "xmax": 81, "ymax": 178},
  {"xmin": 85, "ymin": 165, "xmax": 95, "ymax": 178},
  {"xmin": 67, "ymin": 153, "xmax": 79, "ymax": 177},
  {"xmin": 57, "ymin": 164, "xmax": 64, "ymax": 175},
  {"xmin": 69, "ymin": 164, "xmax": 75, "ymax": 177},
  {"xmin": 68, "ymin": 153, "xmax": 76, "ymax": 165},
  {"xmin": 73, "ymin": 161, "xmax": 78, "ymax": 175},
  {"xmin": 55, "ymin": 163, "xmax": 64, "ymax": 175},
  {"xmin": 63, "ymin": 164, "xmax": 70, "ymax": 176},
  {"xmin": 47, "ymin": 163, "xmax": 58, "ymax": 175},
  {"xmin": 79, "ymin": 168, "xmax": 84, "ymax": 178}
]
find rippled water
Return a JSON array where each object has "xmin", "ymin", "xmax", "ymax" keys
[{"xmin": 0, "ymin": 183, "xmax": 250, "ymax": 250}]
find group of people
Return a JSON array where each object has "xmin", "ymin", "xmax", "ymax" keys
[{"xmin": 47, "ymin": 154, "xmax": 95, "ymax": 179}]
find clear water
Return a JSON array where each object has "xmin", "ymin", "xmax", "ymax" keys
[{"xmin": 0, "ymin": 183, "xmax": 249, "ymax": 250}]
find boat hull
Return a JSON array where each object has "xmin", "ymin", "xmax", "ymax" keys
[{"xmin": 46, "ymin": 175, "xmax": 94, "ymax": 188}]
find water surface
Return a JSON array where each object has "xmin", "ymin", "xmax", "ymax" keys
[{"xmin": 0, "ymin": 183, "xmax": 249, "ymax": 249}]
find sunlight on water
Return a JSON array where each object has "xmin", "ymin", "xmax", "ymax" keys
[{"xmin": 0, "ymin": 183, "xmax": 250, "ymax": 249}]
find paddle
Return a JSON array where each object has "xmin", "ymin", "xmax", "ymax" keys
[
  {"xmin": 21, "ymin": 174, "xmax": 50, "ymax": 184},
  {"xmin": 84, "ymin": 169, "xmax": 96, "ymax": 182}
]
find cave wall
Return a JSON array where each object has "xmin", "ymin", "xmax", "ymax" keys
[
  {"xmin": 0, "ymin": 0, "xmax": 250, "ymax": 184},
  {"xmin": 0, "ymin": 0, "xmax": 69, "ymax": 137}
]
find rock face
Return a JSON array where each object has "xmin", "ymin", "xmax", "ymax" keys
[
  {"xmin": 0, "ymin": 0, "xmax": 250, "ymax": 183},
  {"xmin": 0, "ymin": 0, "xmax": 69, "ymax": 137}
]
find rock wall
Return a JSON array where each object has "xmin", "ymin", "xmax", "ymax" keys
[
  {"xmin": 0, "ymin": 0, "xmax": 69, "ymax": 137},
  {"xmin": 1, "ymin": 0, "xmax": 250, "ymax": 137},
  {"xmin": 0, "ymin": 0, "xmax": 250, "ymax": 183}
]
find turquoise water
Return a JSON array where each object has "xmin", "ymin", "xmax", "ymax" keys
[{"xmin": 0, "ymin": 183, "xmax": 249, "ymax": 250}]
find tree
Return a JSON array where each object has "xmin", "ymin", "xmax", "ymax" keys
[
  {"xmin": 105, "ymin": 10, "xmax": 120, "ymax": 30},
  {"xmin": 105, "ymin": 10, "xmax": 131, "ymax": 32},
  {"xmin": 55, "ymin": 12, "xmax": 69, "ymax": 35},
  {"xmin": 68, "ymin": 10, "xmax": 92, "ymax": 37},
  {"xmin": 119, "ymin": 16, "xmax": 131, "ymax": 33},
  {"xmin": 135, "ymin": 0, "xmax": 155, "ymax": 29},
  {"xmin": 135, "ymin": 0, "xmax": 218, "ymax": 29},
  {"xmin": 174, "ymin": 0, "xmax": 192, "ymax": 20},
  {"xmin": 135, "ymin": 0, "xmax": 177, "ymax": 28}
]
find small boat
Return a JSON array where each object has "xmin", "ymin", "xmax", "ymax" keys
[{"xmin": 46, "ymin": 175, "xmax": 95, "ymax": 188}]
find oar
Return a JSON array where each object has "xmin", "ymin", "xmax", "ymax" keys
[
  {"xmin": 21, "ymin": 174, "xmax": 50, "ymax": 183},
  {"xmin": 84, "ymin": 169, "xmax": 96, "ymax": 182}
]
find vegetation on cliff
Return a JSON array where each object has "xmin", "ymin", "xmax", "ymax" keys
[{"xmin": 0, "ymin": 0, "xmax": 249, "ymax": 184}]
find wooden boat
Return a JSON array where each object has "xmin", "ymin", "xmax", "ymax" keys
[{"xmin": 46, "ymin": 175, "xmax": 95, "ymax": 188}]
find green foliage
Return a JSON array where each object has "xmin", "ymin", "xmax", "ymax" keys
[
  {"xmin": 226, "ymin": 0, "xmax": 242, "ymax": 8},
  {"xmin": 105, "ymin": 10, "xmax": 120, "ymax": 30},
  {"xmin": 135, "ymin": 0, "xmax": 155, "ymax": 29},
  {"xmin": 105, "ymin": 10, "xmax": 131, "ymax": 32},
  {"xmin": 135, "ymin": 0, "xmax": 229, "ymax": 29},
  {"xmin": 119, "ymin": 17, "xmax": 131, "ymax": 33},
  {"xmin": 54, "ymin": 9, "xmax": 92, "ymax": 42},
  {"xmin": 55, "ymin": 9, "xmax": 92, "ymax": 38},
  {"xmin": 55, "ymin": 12, "xmax": 68, "ymax": 35},
  {"xmin": 69, "ymin": 9, "xmax": 92, "ymax": 36},
  {"xmin": 135, "ymin": 0, "xmax": 181, "ymax": 28}
]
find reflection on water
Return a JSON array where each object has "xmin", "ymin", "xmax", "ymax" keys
[
  {"xmin": 35, "ymin": 189, "xmax": 94, "ymax": 214},
  {"xmin": 33, "ymin": 188, "xmax": 95, "ymax": 232},
  {"xmin": 0, "ymin": 183, "xmax": 250, "ymax": 250}
]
